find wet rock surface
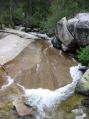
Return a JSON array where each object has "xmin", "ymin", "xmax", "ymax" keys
[
  {"xmin": 0, "ymin": 34, "xmax": 34, "ymax": 65},
  {"xmin": 5, "ymin": 40, "xmax": 74, "ymax": 89},
  {"xmin": 0, "ymin": 37, "xmax": 88, "ymax": 119}
]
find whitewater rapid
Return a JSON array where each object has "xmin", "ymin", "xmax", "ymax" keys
[
  {"xmin": 0, "ymin": 75, "xmax": 14, "ymax": 90},
  {"xmin": 16, "ymin": 64, "xmax": 83, "ymax": 119},
  {"xmin": 0, "ymin": 64, "xmax": 84, "ymax": 118}
]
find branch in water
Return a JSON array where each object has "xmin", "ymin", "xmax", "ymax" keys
[{"xmin": 0, "ymin": 64, "xmax": 8, "ymax": 75}]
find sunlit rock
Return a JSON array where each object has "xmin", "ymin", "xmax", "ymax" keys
[
  {"xmin": 76, "ymin": 69, "xmax": 89, "ymax": 95},
  {"xmin": 0, "ymin": 34, "xmax": 33, "ymax": 65},
  {"xmin": 13, "ymin": 99, "xmax": 33, "ymax": 116}
]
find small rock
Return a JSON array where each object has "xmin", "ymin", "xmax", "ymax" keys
[{"xmin": 13, "ymin": 99, "xmax": 33, "ymax": 116}]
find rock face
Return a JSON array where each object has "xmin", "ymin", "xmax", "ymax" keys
[
  {"xmin": 76, "ymin": 69, "xmax": 89, "ymax": 95},
  {"xmin": 52, "ymin": 13, "xmax": 89, "ymax": 51},
  {"xmin": 56, "ymin": 17, "xmax": 74, "ymax": 46},
  {"xmin": 0, "ymin": 34, "xmax": 33, "ymax": 65}
]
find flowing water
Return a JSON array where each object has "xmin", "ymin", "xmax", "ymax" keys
[{"xmin": 0, "ymin": 39, "xmax": 88, "ymax": 119}]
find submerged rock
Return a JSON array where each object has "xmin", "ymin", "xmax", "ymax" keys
[
  {"xmin": 0, "ymin": 34, "xmax": 33, "ymax": 65},
  {"xmin": 76, "ymin": 69, "xmax": 89, "ymax": 95}
]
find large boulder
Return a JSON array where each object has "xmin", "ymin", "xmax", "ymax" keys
[
  {"xmin": 52, "ymin": 13, "xmax": 89, "ymax": 51},
  {"xmin": 76, "ymin": 69, "xmax": 89, "ymax": 95},
  {"xmin": 56, "ymin": 17, "xmax": 74, "ymax": 46},
  {"xmin": 68, "ymin": 13, "xmax": 89, "ymax": 46}
]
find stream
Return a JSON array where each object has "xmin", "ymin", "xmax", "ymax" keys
[{"xmin": 0, "ymin": 37, "xmax": 88, "ymax": 119}]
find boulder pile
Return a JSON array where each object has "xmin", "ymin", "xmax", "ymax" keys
[{"xmin": 52, "ymin": 13, "xmax": 89, "ymax": 51}]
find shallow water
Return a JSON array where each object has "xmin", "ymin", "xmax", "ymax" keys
[{"xmin": 0, "ymin": 39, "xmax": 88, "ymax": 119}]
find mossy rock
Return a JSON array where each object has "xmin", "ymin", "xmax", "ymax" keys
[{"xmin": 76, "ymin": 69, "xmax": 89, "ymax": 95}]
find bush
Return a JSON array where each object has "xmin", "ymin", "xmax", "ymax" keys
[
  {"xmin": 0, "ymin": 0, "xmax": 51, "ymax": 28},
  {"xmin": 13, "ymin": 8, "xmax": 25, "ymax": 22},
  {"xmin": 77, "ymin": 45, "xmax": 89, "ymax": 66},
  {"xmin": 0, "ymin": 10, "xmax": 10, "ymax": 26}
]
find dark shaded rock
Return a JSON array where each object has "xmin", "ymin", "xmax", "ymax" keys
[
  {"xmin": 51, "ymin": 37, "xmax": 61, "ymax": 49},
  {"xmin": 81, "ymin": 98, "xmax": 89, "ymax": 108},
  {"xmin": 75, "ymin": 21, "xmax": 89, "ymax": 46},
  {"xmin": 79, "ymin": 66, "xmax": 88, "ymax": 73},
  {"xmin": 18, "ymin": 115, "xmax": 33, "ymax": 119}
]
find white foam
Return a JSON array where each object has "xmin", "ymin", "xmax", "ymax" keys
[
  {"xmin": 30, "ymin": 32, "xmax": 53, "ymax": 40},
  {"xmin": 72, "ymin": 108, "xmax": 83, "ymax": 114},
  {"xmin": 72, "ymin": 108, "xmax": 86, "ymax": 119},
  {"xmin": 59, "ymin": 50, "xmax": 63, "ymax": 56},
  {"xmin": 75, "ymin": 113, "xmax": 86, "ymax": 119},
  {"xmin": 17, "ymin": 65, "xmax": 83, "ymax": 119},
  {"xmin": 1, "ymin": 76, "xmax": 14, "ymax": 90},
  {"xmin": 36, "ymin": 64, "xmax": 40, "ymax": 72},
  {"xmin": 70, "ymin": 64, "xmax": 83, "ymax": 81}
]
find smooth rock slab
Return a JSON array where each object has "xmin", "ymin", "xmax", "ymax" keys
[{"xmin": 0, "ymin": 34, "xmax": 33, "ymax": 65}]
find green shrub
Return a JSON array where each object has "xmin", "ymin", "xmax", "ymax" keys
[
  {"xmin": 77, "ymin": 45, "xmax": 89, "ymax": 66},
  {"xmin": 0, "ymin": 10, "xmax": 10, "ymax": 26},
  {"xmin": 13, "ymin": 8, "xmax": 25, "ymax": 22}
]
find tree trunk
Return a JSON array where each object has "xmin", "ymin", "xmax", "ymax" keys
[
  {"xmin": 10, "ymin": 0, "xmax": 14, "ymax": 28},
  {"xmin": 0, "ymin": 1, "xmax": 2, "ymax": 28}
]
